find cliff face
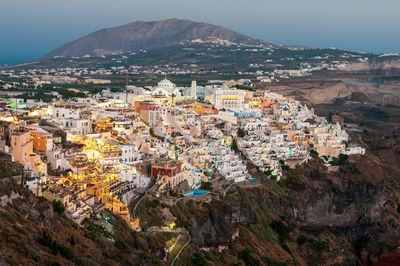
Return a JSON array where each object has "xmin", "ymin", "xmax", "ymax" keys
[
  {"xmin": 301, "ymin": 182, "xmax": 388, "ymax": 227},
  {"xmin": 263, "ymin": 80, "xmax": 353, "ymax": 105},
  {"xmin": 279, "ymin": 156, "xmax": 390, "ymax": 228},
  {"xmin": 181, "ymin": 146, "xmax": 399, "ymax": 265},
  {"xmin": 344, "ymin": 57, "xmax": 400, "ymax": 74},
  {"xmin": 193, "ymin": 202, "xmax": 256, "ymax": 247}
]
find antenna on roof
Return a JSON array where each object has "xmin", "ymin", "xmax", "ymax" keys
[{"xmin": 126, "ymin": 73, "xmax": 129, "ymax": 103}]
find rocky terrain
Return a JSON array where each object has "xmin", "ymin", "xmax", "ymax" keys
[
  {"xmin": 0, "ymin": 157, "xmax": 180, "ymax": 265},
  {"xmin": 261, "ymin": 73, "xmax": 400, "ymax": 106},
  {"xmin": 44, "ymin": 18, "xmax": 267, "ymax": 58},
  {"xmin": 1, "ymin": 122, "xmax": 399, "ymax": 266},
  {"xmin": 1, "ymin": 71, "xmax": 400, "ymax": 265},
  {"xmin": 343, "ymin": 56, "xmax": 400, "ymax": 74}
]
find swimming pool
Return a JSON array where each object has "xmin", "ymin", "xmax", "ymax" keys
[{"xmin": 184, "ymin": 189, "xmax": 208, "ymax": 197}]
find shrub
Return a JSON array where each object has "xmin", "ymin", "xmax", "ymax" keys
[
  {"xmin": 261, "ymin": 256, "xmax": 287, "ymax": 266},
  {"xmin": 200, "ymin": 182, "xmax": 212, "ymax": 191},
  {"xmin": 38, "ymin": 231, "xmax": 74, "ymax": 259},
  {"xmin": 297, "ymin": 234, "xmax": 329, "ymax": 251},
  {"xmin": 38, "ymin": 230, "xmax": 53, "ymax": 247},
  {"xmin": 146, "ymin": 232, "xmax": 176, "ymax": 250},
  {"xmin": 204, "ymin": 252, "xmax": 217, "ymax": 262},
  {"xmin": 193, "ymin": 253, "xmax": 209, "ymax": 266},
  {"xmin": 311, "ymin": 239, "xmax": 329, "ymax": 251},
  {"xmin": 237, "ymin": 128, "xmax": 246, "ymax": 138},
  {"xmin": 270, "ymin": 220, "xmax": 293, "ymax": 243},
  {"xmin": 67, "ymin": 235, "xmax": 75, "ymax": 246},
  {"xmin": 57, "ymin": 243, "xmax": 74, "ymax": 260},
  {"xmin": 202, "ymin": 202, "xmax": 210, "ymax": 208},
  {"xmin": 114, "ymin": 239, "xmax": 127, "ymax": 250},
  {"xmin": 140, "ymin": 252, "xmax": 150, "ymax": 259},
  {"xmin": 238, "ymin": 248, "xmax": 260, "ymax": 266},
  {"xmin": 310, "ymin": 149, "xmax": 319, "ymax": 158},
  {"xmin": 231, "ymin": 138, "xmax": 240, "ymax": 154},
  {"xmin": 277, "ymin": 180, "xmax": 286, "ymax": 189},
  {"xmin": 1, "ymin": 210, "xmax": 16, "ymax": 223},
  {"xmin": 37, "ymin": 196, "xmax": 48, "ymax": 202},
  {"xmin": 51, "ymin": 200, "xmax": 65, "ymax": 215},
  {"xmin": 169, "ymin": 190, "xmax": 179, "ymax": 197},
  {"xmin": 102, "ymin": 251, "xmax": 112, "ymax": 260},
  {"xmin": 151, "ymin": 257, "xmax": 161, "ymax": 264},
  {"xmin": 331, "ymin": 154, "xmax": 348, "ymax": 166},
  {"xmin": 297, "ymin": 234, "xmax": 309, "ymax": 245}
]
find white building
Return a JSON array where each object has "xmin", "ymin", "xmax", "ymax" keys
[
  {"xmin": 212, "ymin": 87, "xmax": 245, "ymax": 110},
  {"xmin": 342, "ymin": 147, "xmax": 365, "ymax": 155},
  {"xmin": 151, "ymin": 79, "xmax": 181, "ymax": 97},
  {"xmin": 204, "ymin": 140, "xmax": 247, "ymax": 182}
]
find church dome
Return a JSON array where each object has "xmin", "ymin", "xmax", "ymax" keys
[
  {"xmin": 160, "ymin": 78, "xmax": 172, "ymax": 84},
  {"xmin": 158, "ymin": 78, "xmax": 175, "ymax": 88}
]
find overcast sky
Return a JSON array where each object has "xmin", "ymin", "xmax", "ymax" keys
[{"xmin": 1, "ymin": 0, "xmax": 399, "ymax": 65}]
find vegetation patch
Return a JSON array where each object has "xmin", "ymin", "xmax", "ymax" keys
[
  {"xmin": 192, "ymin": 252, "xmax": 210, "ymax": 266},
  {"xmin": 146, "ymin": 231, "xmax": 176, "ymax": 250},
  {"xmin": 136, "ymin": 199, "xmax": 164, "ymax": 229},
  {"xmin": 238, "ymin": 248, "xmax": 261, "ymax": 266},
  {"xmin": 270, "ymin": 220, "xmax": 294, "ymax": 243},
  {"xmin": 1, "ymin": 210, "xmax": 17, "ymax": 223},
  {"xmin": 330, "ymin": 154, "xmax": 348, "ymax": 166},
  {"xmin": 81, "ymin": 218, "xmax": 113, "ymax": 239},
  {"xmin": 200, "ymin": 181, "xmax": 213, "ymax": 191},
  {"xmin": 51, "ymin": 200, "xmax": 65, "ymax": 215},
  {"xmin": 37, "ymin": 230, "xmax": 75, "ymax": 260},
  {"xmin": 297, "ymin": 234, "xmax": 329, "ymax": 251},
  {"xmin": 261, "ymin": 256, "xmax": 288, "ymax": 266}
]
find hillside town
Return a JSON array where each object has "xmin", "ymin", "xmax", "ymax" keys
[
  {"xmin": 0, "ymin": 38, "xmax": 368, "ymax": 95},
  {"xmin": 0, "ymin": 78, "xmax": 365, "ymax": 231}
]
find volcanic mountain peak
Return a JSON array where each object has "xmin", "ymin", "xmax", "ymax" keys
[{"xmin": 44, "ymin": 18, "xmax": 268, "ymax": 58}]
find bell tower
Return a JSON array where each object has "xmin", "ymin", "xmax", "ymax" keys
[{"xmin": 191, "ymin": 80, "xmax": 197, "ymax": 99}]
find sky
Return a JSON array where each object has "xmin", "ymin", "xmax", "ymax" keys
[{"xmin": 1, "ymin": 0, "xmax": 399, "ymax": 65}]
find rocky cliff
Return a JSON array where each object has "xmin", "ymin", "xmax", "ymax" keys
[
  {"xmin": 167, "ymin": 141, "xmax": 400, "ymax": 265},
  {"xmin": 344, "ymin": 57, "xmax": 400, "ymax": 74}
]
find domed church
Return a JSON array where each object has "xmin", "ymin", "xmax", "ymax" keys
[{"xmin": 151, "ymin": 78, "xmax": 181, "ymax": 97}]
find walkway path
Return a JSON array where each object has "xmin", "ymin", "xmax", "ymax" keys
[{"xmin": 145, "ymin": 226, "xmax": 191, "ymax": 266}]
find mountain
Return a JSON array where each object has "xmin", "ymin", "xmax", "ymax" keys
[{"xmin": 44, "ymin": 18, "xmax": 267, "ymax": 58}]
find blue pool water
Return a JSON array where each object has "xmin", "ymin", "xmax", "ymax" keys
[
  {"xmin": 184, "ymin": 190, "xmax": 208, "ymax": 197},
  {"xmin": 248, "ymin": 177, "xmax": 259, "ymax": 181}
]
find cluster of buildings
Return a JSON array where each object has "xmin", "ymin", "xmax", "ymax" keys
[{"xmin": 0, "ymin": 77, "xmax": 365, "ymax": 229}]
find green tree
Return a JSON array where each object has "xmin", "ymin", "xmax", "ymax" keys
[{"xmin": 237, "ymin": 128, "xmax": 246, "ymax": 138}]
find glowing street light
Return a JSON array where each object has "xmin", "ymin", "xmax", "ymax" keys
[{"xmin": 169, "ymin": 221, "xmax": 176, "ymax": 230}]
